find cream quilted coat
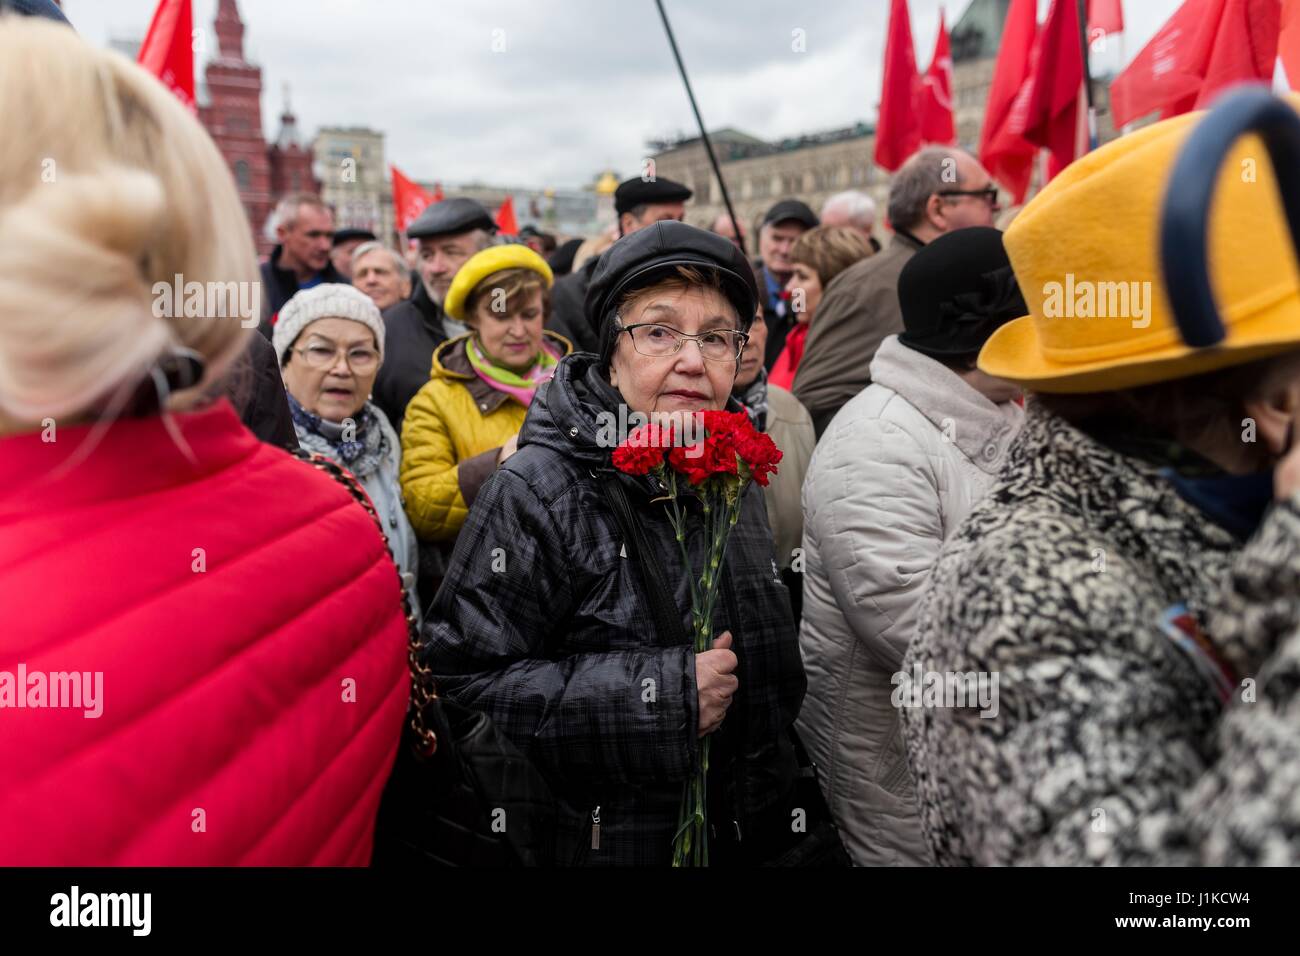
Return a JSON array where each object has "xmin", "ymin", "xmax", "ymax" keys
[{"xmin": 797, "ymin": 335, "xmax": 1024, "ymax": 866}]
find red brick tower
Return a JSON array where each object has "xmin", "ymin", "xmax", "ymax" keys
[
  {"xmin": 269, "ymin": 86, "xmax": 320, "ymax": 199},
  {"xmin": 199, "ymin": 0, "xmax": 274, "ymax": 256}
]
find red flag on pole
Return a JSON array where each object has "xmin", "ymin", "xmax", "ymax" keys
[
  {"xmin": 137, "ymin": 0, "xmax": 195, "ymax": 112},
  {"xmin": 391, "ymin": 165, "xmax": 436, "ymax": 233},
  {"xmin": 1110, "ymin": 0, "xmax": 1281, "ymax": 128},
  {"xmin": 919, "ymin": 8, "xmax": 957, "ymax": 145},
  {"xmin": 1016, "ymin": 0, "xmax": 1087, "ymax": 181},
  {"xmin": 875, "ymin": 0, "xmax": 923, "ymax": 172},
  {"xmin": 979, "ymin": 0, "xmax": 1040, "ymax": 204},
  {"xmin": 1088, "ymin": 0, "xmax": 1125, "ymax": 36},
  {"xmin": 432, "ymin": 182, "xmax": 446, "ymax": 202},
  {"xmin": 495, "ymin": 196, "xmax": 519, "ymax": 235}
]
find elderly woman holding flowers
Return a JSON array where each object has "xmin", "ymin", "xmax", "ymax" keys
[{"xmin": 422, "ymin": 223, "xmax": 816, "ymax": 867}]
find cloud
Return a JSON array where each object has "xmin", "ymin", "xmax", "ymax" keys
[{"xmin": 65, "ymin": 0, "xmax": 1184, "ymax": 190}]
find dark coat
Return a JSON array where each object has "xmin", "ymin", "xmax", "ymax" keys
[
  {"xmin": 216, "ymin": 333, "xmax": 298, "ymax": 451},
  {"xmin": 752, "ymin": 259, "xmax": 793, "ymax": 371},
  {"xmin": 374, "ymin": 280, "xmax": 447, "ymax": 433},
  {"xmin": 422, "ymin": 353, "xmax": 806, "ymax": 866},
  {"xmin": 257, "ymin": 245, "xmax": 347, "ymax": 338},
  {"xmin": 545, "ymin": 256, "xmax": 601, "ymax": 355}
]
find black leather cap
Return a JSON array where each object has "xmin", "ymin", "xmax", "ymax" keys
[
  {"xmin": 585, "ymin": 221, "xmax": 759, "ymax": 364},
  {"xmin": 406, "ymin": 197, "xmax": 496, "ymax": 239},
  {"xmin": 614, "ymin": 176, "xmax": 693, "ymax": 215},
  {"xmin": 332, "ymin": 227, "xmax": 376, "ymax": 246},
  {"xmin": 761, "ymin": 199, "xmax": 818, "ymax": 229}
]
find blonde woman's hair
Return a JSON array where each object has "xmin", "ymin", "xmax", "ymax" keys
[{"xmin": 0, "ymin": 17, "xmax": 258, "ymax": 425}]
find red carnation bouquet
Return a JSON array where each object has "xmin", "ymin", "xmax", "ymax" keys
[{"xmin": 612, "ymin": 409, "xmax": 782, "ymax": 866}]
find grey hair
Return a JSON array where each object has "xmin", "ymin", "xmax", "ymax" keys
[
  {"xmin": 821, "ymin": 190, "xmax": 877, "ymax": 229},
  {"xmin": 350, "ymin": 240, "xmax": 407, "ymax": 276},
  {"xmin": 269, "ymin": 192, "xmax": 330, "ymax": 233},
  {"xmin": 886, "ymin": 147, "xmax": 965, "ymax": 232}
]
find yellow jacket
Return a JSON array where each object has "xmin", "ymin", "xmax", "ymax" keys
[{"xmin": 400, "ymin": 331, "xmax": 571, "ymax": 542}]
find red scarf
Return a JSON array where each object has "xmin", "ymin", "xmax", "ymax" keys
[{"xmin": 769, "ymin": 322, "xmax": 809, "ymax": 391}]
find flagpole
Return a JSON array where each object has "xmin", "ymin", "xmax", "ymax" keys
[
  {"xmin": 1076, "ymin": 0, "xmax": 1097, "ymax": 150},
  {"xmin": 1079, "ymin": 0, "xmax": 1099, "ymax": 150},
  {"xmin": 654, "ymin": 0, "xmax": 747, "ymax": 256}
]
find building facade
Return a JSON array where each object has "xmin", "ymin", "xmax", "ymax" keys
[{"xmin": 313, "ymin": 127, "xmax": 395, "ymax": 245}]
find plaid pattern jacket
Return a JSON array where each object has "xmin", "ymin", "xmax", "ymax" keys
[{"xmin": 422, "ymin": 354, "xmax": 806, "ymax": 866}]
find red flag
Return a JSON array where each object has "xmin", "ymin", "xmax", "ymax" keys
[
  {"xmin": 432, "ymin": 182, "xmax": 445, "ymax": 202},
  {"xmin": 1017, "ymin": 0, "xmax": 1086, "ymax": 180},
  {"xmin": 980, "ymin": 0, "xmax": 1039, "ymax": 203},
  {"xmin": 1110, "ymin": 0, "xmax": 1281, "ymax": 128},
  {"xmin": 495, "ymin": 196, "xmax": 519, "ymax": 235},
  {"xmin": 919, "ymin": 9, "xmax": 957, "ymax": 144},
  {"xmin": 1088, "ymin": 0, "xmax": 1125, "ymax": 36},
  {"xmin": 391, "ymin": 165, "xmax": 435, "ymax": 233},
  {"xmin": 137, "ymin": 0, "xmax": 195, "ymax": 112},
  {"xmin": 875, "ymin": 0, "xmax": 923, "ymax": 172},
  {"xmin": 1280, "ymin": 0, "xmax": 1300, "ymax": 88}
]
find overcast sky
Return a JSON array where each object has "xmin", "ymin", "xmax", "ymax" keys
[{"xmin": 66, "ymin": 0, "xmax": 1184, "ymax": 190}]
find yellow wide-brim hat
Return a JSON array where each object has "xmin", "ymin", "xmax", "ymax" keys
[
  {"xmin": 980, "ymin": 94, "xmax": 1300, "ymax": 393},
  {"xmin": 444, "ymin": 243, "xmax": 554, "ymax": 322}
]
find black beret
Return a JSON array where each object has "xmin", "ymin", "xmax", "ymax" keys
[
  {"xmin": 406, "ymin": 197, "xmax": 497, "ymax": 239},
  {"xmin": 585, "ymin": 221, "xmax": 759, "ymax": 367},
  {"xmin": 761, "ymin": 199, "xmax": 819, "ymax": 229},
  {"xmin": 332, "ymin": 227, "xmax": 376, "ymax": 247},
  {"xmin": 897, "ymin": 227, "xmax": 1025, "ymax": 358},
  {"xmin": 614, "ymin": 176, "xmax": 693, "ymax": 216}
]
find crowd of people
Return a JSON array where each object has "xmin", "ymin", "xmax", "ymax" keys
[{"xmin": 3, "ymin": 5, "xmax": 1300, "ymax": 868}]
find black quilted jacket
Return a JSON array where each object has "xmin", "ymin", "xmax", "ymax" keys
[{"xmin": 422, "ymin": 353, "xmax": 806, "ymax": 865}]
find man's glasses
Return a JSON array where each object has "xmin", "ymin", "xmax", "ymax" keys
[
  {"xmin": 937, "ymin": 185, "xmax": 1001, "ymax": 207},
  {"xmin": 617, "ymin": 322, "xmax": 749, "ymax": 363},
  {"xmin": 292, "ymin": 343, "xmax": 380, "ymax": 372}
]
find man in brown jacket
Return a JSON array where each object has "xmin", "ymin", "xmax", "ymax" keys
[{"xmin": 793, "ymin": 147, "xmax": 1001, "ymax": 436}]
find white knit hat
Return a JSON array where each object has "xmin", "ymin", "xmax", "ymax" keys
[{"xmin": 272, "ymin": 283, "xmax": 386, "ymax": 367}]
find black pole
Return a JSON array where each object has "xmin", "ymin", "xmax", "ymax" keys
[
  {"xmin": 1079, "ymin": 0, "xmax": 1098, "ymax": 149},
  {"xmin": 654, "ymin": 0, "xmax": 747, "ymax": 256}
]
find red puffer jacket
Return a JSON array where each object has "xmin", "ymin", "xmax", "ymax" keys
[{"xmin": 0, "ymin": 400, "xmax": 408, "ymax": 865}]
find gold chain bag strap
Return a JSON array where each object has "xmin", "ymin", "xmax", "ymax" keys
[
  {"xmin": 289, "ymin": 449, "xmax": 438, "ymax": 755},
  {"xmin": 291, "ymin": 448, "xmax": 557, "ymax": 866}
]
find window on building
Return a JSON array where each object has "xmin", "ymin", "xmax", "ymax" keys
[{"xmin": 234, "ymin": 160, "xmax": 250, "ymax": 190}]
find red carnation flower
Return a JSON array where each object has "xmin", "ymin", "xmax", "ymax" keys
[{"xmin": 612, "ymin": 422, "xmax": 673, "ymax": 476}]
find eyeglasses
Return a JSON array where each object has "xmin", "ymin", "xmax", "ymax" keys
[
  {"xmin": 292, "ymin": 343, "xmax": 380, "ymax": 372},
  {"xmin": 617, "ymin": 322, "xmax": 749, "ymax": 362},
  {"xmin": 937, "ymin": 186, "xmax": 1001, "ymax": 207}
]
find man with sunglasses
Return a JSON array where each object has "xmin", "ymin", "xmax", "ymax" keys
[{"xmin": 792, "ymin": 147, "xmax": 1001, "ymax": 437}]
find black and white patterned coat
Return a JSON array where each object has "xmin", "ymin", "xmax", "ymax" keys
[{"xmin": 901, "ymin": 401, "xmax": 1300, "ymax": 865}]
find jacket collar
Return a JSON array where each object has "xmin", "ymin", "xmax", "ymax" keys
[
  {"xmin": 268, "ymin": 245, "xmax": 346, "ymax": 287},
  {"xmin": 0, "ymin": 400, "xmax": 258, "ymax": 521},
  {"xmin": 434, "ymin": 331, "xmax": 573, "ymax": 415},
  {"xmin": 869, "ymin": 335, "xmax": 1023, "ymax": 472}
]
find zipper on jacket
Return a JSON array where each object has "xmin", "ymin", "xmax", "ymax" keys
[{"xmin": 590, "ymin": 805, "xmax": 601, "ymax": 851}]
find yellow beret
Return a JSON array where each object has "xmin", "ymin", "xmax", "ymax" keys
[{"xmin": 444, "ymin": 244, "xmax": 554, "ymax": 322}]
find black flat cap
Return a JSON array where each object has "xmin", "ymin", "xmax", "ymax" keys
[
  {"xmin": 614, "ymin": 176, "xmax": 693, "ymax": 216},
  {"xmin": 762, "ymin": 199, "xmax": 818, "ymax": 229},
  {"xmin": 586, "ymin": 221, "xmax": 759, "ymax": 366},
  {"xmin": 0, "ymin": 0, "xmax": 71, "ymax": 23},
  {"xmin": 406, "ymin": 197, "xmax": 497, "ymax": 239},
  {"xmin": 332, "ymin": 227, "xmax": 376, "ymax": 247}
]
